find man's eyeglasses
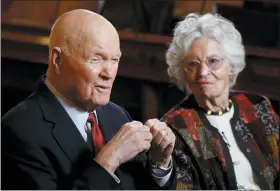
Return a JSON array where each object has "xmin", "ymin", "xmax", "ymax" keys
[{"xmin": 182, "ymin": 56, "xmax": 226, "ymax": 73}]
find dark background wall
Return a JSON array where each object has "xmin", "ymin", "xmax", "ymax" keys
[{"xmin": 2, "ymin": 0, "xmax": 280, "ymax": 121}]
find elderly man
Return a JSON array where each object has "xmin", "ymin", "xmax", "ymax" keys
[{"xmin": 2, "ymin": 9, "xmax": 176, "ymax": 189}]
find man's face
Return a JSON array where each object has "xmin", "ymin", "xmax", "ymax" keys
[{"xmin": 59, "ymin": 32, "xmax": 121, "ymax": 111}]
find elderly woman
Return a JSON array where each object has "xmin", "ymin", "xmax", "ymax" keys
[{"xmin": 162, "ymin": 13, "xmax": 279, "ymax": 190}]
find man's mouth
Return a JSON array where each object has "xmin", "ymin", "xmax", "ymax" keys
[
  {"xmin": 96, "ymin": 85, "xmax": 110, "ymax": 89},
  {"xmin": 95, "ymin": 85, "xmax": 111, "ymax": 93}
]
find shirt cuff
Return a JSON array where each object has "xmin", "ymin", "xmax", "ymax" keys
[
  {"xmin": 111, "ymin": 173, "xmax": 121, "ymax": 184},
  {"xmin": 93, "ymin": 159, "xmax": 120, "ymax": 184},
  {"xmin": 150, "ymin": 159, "xmax": 173, "ymax": 187}
]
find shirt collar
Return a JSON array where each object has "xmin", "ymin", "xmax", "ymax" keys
[{"xmin": 45, "ymin": 79, "xmax": 91, "ymax": 130}]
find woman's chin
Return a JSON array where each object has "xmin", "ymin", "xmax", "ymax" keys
[{"xmin": 193, "ymin": 89, "xmax": 220, "ymax": 98}]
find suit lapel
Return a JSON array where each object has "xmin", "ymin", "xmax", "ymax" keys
[
  {"xmin": 96, "ymin": 105, "xmax": 133, "ymax": 189},
  {"xmin": 36, "ymin": 77, "xmax": 134, "ymax": 189},
  {"xmin": 96, "ymin": 106, "xmax": 120, "ymax": 143},
  {"xmin": 37, "ymin": 78, "xmax": 92, "ymax": 163}
]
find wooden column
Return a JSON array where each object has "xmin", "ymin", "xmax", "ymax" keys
[
  {"xmin": 278, "ymin": 7, "xmax": 280, "ymax": 48},
  {"xmin": 141, "ymin": 84, "xmax": 158, "ymax": 122}
]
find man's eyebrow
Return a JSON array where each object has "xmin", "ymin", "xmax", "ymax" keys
[
  {"xmin": 116, "ymin": 52, "xmax": 122, "ymax": 57},
  {"xmin": 90, "ymin": 46, "xmax": 103, "ymax": 51}
]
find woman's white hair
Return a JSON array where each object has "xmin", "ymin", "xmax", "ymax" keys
[{"xmin": 166, "ymin": 13, "xmax": 246, "ymax": 91}]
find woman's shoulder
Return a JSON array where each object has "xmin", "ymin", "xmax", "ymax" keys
[
  {"xmin": 230, "ymin": 90, "xmax": 270, "ymax": 105},
  {"xmin": 230, "ymin": 90, "xmax": 277, "ymax": 114},
  {"xmin": 230, "ymin": 90, "xmax": 279, "ymax": 120}
]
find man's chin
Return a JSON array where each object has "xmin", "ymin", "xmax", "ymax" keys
[
  {"xmin": 94, "ymin": 97, "xmax": 110, "ymax": 106},
  {"xmin": 84, "ymin": 98, "xmax": 110, "ymax": 112},
  {"xmin": 97, "ymin": 100, "xmax": 110, "ymax": 106}
]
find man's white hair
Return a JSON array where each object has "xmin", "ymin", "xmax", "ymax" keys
[{"xmin": 166, "ymin": 13, "xmax": 246, "ymax": 91}]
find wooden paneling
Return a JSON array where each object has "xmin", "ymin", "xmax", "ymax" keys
[
  {"xmin": 235, "ymin": 57, "xmax": 280, "ymax": 99},
  {"xmin": 142, "ymin": 85, "xmax": 159, "ymax": 121},
  {"xmin": 2, "ymin": 1, "xmax": 58, "ymax": 29},
  {"xmin": 57, "ymin": 1, "xmax": 98, "ymax": 17},
  {"xmin": 2, "ymin": 30, "xmax": 280, "ymax": 100},
  {"xmin": 3, "ymin": 31, "xmax": 280, "ymax": 61},
  {"xmin": 175, "ymin": 0, "xmax": 243, "ymax": 17},
  {"xmin": 1, "ymin": 0, "xmax": 280, "ymax": 119},
  {"xmin": 2, "ymin": 0, "xmax": 98, "ymax": 29}
]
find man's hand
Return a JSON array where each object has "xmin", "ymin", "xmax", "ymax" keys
[
  {"xmin": 95, "ymin": 121, "xmax": 152, "ymax": 174},
  {"xmin": 145, "ymin": 119, "xmax": 175, "ymax": 168}
]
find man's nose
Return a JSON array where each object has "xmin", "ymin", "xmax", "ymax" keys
[{"xmin": 100, "ymin": 60, "xmax": 113, "ymax": 79}]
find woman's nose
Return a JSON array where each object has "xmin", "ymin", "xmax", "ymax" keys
[{"xmin": 197, "ymin": 63, "xmax": 210, "ymax": 77}]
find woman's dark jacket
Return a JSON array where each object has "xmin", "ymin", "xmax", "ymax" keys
[{"xmin": 162, "ymin": 91, "xmax": 279, "ymax": 190}]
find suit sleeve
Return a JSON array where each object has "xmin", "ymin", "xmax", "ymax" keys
[
  {"xmin": 1, "ymin": 124, "xmax": 121, "ymax": 190},
  {"xmin": 2, "ymin": 124, "xmax": 57, "ymax": 189},
  {"xmin": 121, "ymin": 107, "xmax": 133, "ymax": 121}
]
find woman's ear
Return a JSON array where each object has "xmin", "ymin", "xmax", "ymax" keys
[{"xmin": 51, "ymin": 47, "xmax": 62, "ymax": 75}]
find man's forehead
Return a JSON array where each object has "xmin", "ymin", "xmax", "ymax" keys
[
  {"xmin": 86, "ymin": 45, "xmax": 121, "ymax": 56},
  {"xmin": 62, "ymin": 31, "xmax": 120, "ymax": 56}
]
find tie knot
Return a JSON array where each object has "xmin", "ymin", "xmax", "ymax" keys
[{"xmin": 87, "ymin": 113, "xmax": 97, "ymax": 124}]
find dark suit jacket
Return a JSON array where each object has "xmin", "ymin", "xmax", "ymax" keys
[{"xmin": 2, "ymin": 77, "xmax": 176, "ymax": 190}]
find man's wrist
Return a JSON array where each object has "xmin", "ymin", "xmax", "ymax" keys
[
  {"xmin": 95, "ymin": 149, "xmax": 119, "ymax": 174},
  {"xmin": 149, "ymin": 156, "xmax": 172, "ymax": 171}
]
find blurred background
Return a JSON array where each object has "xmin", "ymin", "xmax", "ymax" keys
[{"xmin": 1, "ymin": 0, "xmax": 280, "ymax": 121}]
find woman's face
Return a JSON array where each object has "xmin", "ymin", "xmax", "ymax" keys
[{"xmin": 183, "ymin": 37, "xmax": 232, "ymax": 99}]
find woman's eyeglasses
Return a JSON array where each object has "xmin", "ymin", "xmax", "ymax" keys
[{"xmin": 183, "ymin": 56, "xmax": 226, "ymax": 73}]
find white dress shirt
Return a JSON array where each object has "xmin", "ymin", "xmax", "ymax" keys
[
  {"xmin": 45, "ymin": 80, "xmax": 172, "ymax": 187},
  {"xmin": 206, "ymin": 106, "xmax": 260, "ymax": 190}
]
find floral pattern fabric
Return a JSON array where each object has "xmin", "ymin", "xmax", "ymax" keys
[{"xmin": 162, "ymin": 92, "xmax": 279, "ymax": 190}]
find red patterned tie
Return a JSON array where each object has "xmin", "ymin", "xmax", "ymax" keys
[{"xmin": 87, "ymin": 113, "xmax": 105, "ymax": 154}]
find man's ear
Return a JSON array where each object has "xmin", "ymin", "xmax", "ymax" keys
[{"xmin": 51, "ymin": 47, "xmax": 62, "ymax": 75}]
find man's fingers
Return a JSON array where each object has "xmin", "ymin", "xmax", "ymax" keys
[
  {"xmin": 122, "ymin": 121, "xmax": 143, "ymax": 130},
  {"xmin": 144, "ymin": 131, "xmax": 153, "ymax": 142},
  {"xmin": 166, "ymin": 127, "xmax": 176, "ymax": 144},
  {"xmin": 130, "ymin": 120, "xmax": 143, "ymax": 127},
  {"xmin": 159, "ymin": 135, "xmax": 171, "ymax": 151},
  {"xmin": 150, "ymin": 122, "xmax": 166, "ymax": 137},
  {"xmin": 163, "ymin": 144, "xmax": 174, "ymax": 157},
  {"xmin": 140, "ymin": 141, "xmax": 151, "ymax": 153},
  {"xmin": 151, "ymin": 127, "xmax": 175, "ymax": 150},
  {"xmin": 138, "ymin": 133, "xmax": 152, "ymax": 153},
  {"xmin": 142, "ymin": 125, "xmax": 150, "ymax": 132},
  {"xmin": 151, "ymin": 129, "xmax": 168, "ymax": 147},
  {"xmin": 145, "ymin": 118, "xmax": 160, "ymax": 128},
  {"xmin": 159, "ymin": 144, "xmax": 174, "ymax": 159}
]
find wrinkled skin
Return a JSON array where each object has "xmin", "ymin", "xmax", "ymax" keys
[
  {"xmin": 184, "ymin": 37, "xmax": 232, "ymax": 111},
  {"xmin": 46, "ymin": 9, "xmax": 175, "ymax": 174}
]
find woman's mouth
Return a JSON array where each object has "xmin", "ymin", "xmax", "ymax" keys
[{"xmin": 197, "ymin": 81, "xmax": 213, "ymax": 85}]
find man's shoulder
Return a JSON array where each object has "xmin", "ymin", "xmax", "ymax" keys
[
  {"xmin": 2, "ymin": 92, "xmax": 43, "ymax": 132},
  {"xmin": 105, "ymin": 101, "xmax": 123, "ymax": 110},
  {"xmin": 3, "ymin": 92, "xmax": 37, "ymax": 117},
  {"xmin": 101, "ymin": 101, "xmax": 128, "ymax": 115}
]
